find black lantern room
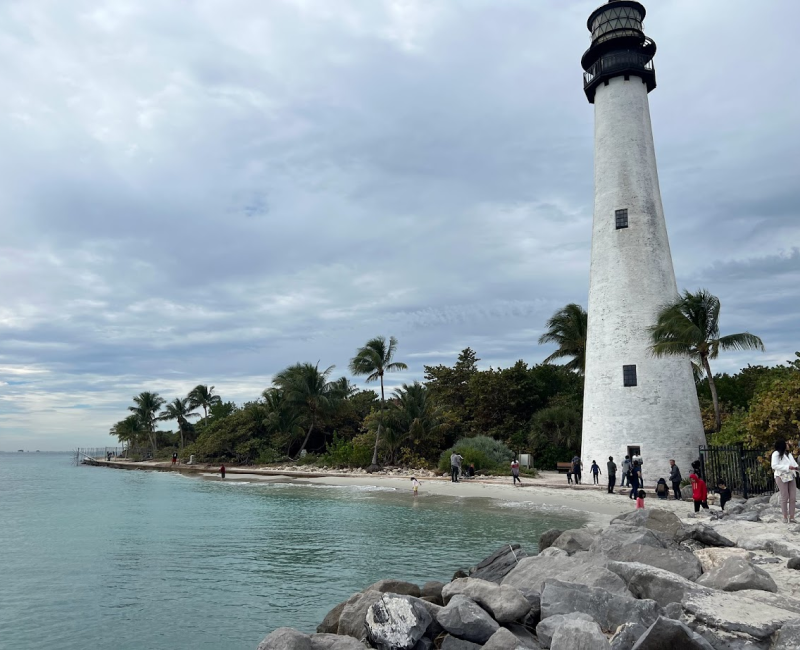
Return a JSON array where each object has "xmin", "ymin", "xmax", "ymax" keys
[{"xmin": 581, "ymin": 0, "xmax": 657, "ymax": 103}]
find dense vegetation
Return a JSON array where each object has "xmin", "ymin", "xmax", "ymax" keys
[{"xmin": 110, "ymin": 290, "xmax": 794, "ymax": 470}]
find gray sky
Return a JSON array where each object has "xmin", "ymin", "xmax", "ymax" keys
[{"xmin": 1, "ymin": 0, "xmax": 798, "ymax": 450}]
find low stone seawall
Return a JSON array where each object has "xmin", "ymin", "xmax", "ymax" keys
[{"xmin": 256, "ymin": 501, "xmax": 800, "ymax": 649}]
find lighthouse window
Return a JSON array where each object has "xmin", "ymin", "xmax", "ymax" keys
[
  {"xmin": 615, "ymin": 209, "xmax": 628, "ymax": 229},
  {"xmin": 623, "ymin": 365, "xmax": 638, "ymax": 387}
]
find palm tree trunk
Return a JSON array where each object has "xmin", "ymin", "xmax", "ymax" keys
[
  {"xmin": 179, "ymin": 423, "xmax": 185, "ymax": 455},
  {"xmin": 295, "ymin": 420, "xmax": 315, "ymax": 459},
  {"xmin": 702, "ymin": 355, "xmax": 721, "ymax": 433},
  {"xmin": 372, "ymin": 374, "xmax": 385, "ymax": 466}
]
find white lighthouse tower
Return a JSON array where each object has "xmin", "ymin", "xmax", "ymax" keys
[{"xmin": 580, "ymin": 1, "xmax": 705, "ymax": 485}]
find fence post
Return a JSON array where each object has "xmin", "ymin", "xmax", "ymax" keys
[{"xmin": 738, "ymin": 443, "xmax": 749, "ymax": 500}]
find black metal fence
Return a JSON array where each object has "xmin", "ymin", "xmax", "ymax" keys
[{"xmin": 698, "ymin": 445, "xmax": 775, "ymax": 499}]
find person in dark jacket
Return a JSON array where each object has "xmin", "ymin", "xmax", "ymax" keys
[
  {"xmin": 669, "ymin": 460, "xmax": 682, "ymax": 500},
  {"xmin": 629, "ymin": 461, "xmax": 641, "ymax": 499},
  {"xmin": 606, "ymin": 456, "xmax": 617, "ymax": 494},
  {"xmin": 655, "ymin": 478, "xmax": 669, "ymax": 500},
  {"xmin": 714, "ymin": 479, "xmax": 732, "ymax": 510}
]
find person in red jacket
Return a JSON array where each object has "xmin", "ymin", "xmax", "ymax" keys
[
  {"xmin": 220, "ymin": 464, "xmax": 226, "ymax": 479},
  {"xmin": 690, "ymin": 471, "xmax": 709, "ymax": 513}
]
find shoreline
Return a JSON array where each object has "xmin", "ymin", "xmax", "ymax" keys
[{"xmin": 87, "ymin": 459, "xmax": 699, "ymax": 525}]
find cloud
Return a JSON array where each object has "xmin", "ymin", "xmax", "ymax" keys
[{"xmin": 0, "ymin": 0, "xmax": 798, "ymax": 448}]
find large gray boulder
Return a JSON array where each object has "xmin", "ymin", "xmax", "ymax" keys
[
  {"xmin": 536, "ymin": 613, "xmax": 594, "ymax": 649},
  {"xmin": 540, "ymin": 579, "xmax": 662, "ymax": 633},
  {"xmin": 365, "ymin": 579, "xmax": 421, "ymax": 598},
  {"xmin": 317, "ymin": 601, "xmax": 347, "ymax": 633},
  {"xmin": 256, "ymin": 628, "xmax": 367, "ymax": 650},
  {"xmin": 681, "ymin": 590, "xmax": 798, "ymax": 640},
  {"xmin": 773, "ymin": 619, "xmax": 800, "ymax": 649},
  {"xmin": 551, "ymin": 528, "xmax": 599, "ymax": 555},
  {"xmin": 337, "ymin": 590, "xmax": 383, "ymax": 640},
  {"xmin": 736, "ymin": 534, "xmax": 780, "ymax": 552},
  {"xmin": 696, "ymin": 557, "xmax": 778, "ymax": 593},
  {"xmin": 365, "ymin": 594, "xmax": 432, "ymax": 650},
  {"xmin": 611, "ymin": 509, "xmax": 683, "ymax": 539},
  {"xmin": 677, "ymin": 523, "xmax": 735, "ymax": 548},
  {"xmin": 421, "ymin": 581, "xmax": 445, "ymax": 605},
  {"xmin": 539, "ymin": 529, "xmax": 563, "ymax": 553},
  {"xmin": 588, "ymin": 524, "xmax": 668, "ymax": 556},
  {"xmin": 442, "ymin": 577, "xmax": 530, "ymax": 623},
  {"xmin": 607, "ymin": 561, "xmax": 709, "ymax": 607},
  {"xmin": 603, "ymin": 542, "xmax": 703, "ymax": 581},
  {"xmin": 505, "ymin": 623, "xmax": 542, "ymax": 649},
  {"xmin": 609, "ymin": 622, "xmax": 647, "ymax": 650},
  {"xmin": 440, "ymin": 636, "xmax": 482, "ymax": 650},
  {"xmin": 435, "ymin": 595, "xmax": 500, "ymax": 644},
  {"xmin": 482, "ymin": 627, "xmax": 528, "ymax": 650},
  {"xmin": 550, "ymin": 619, "xmax": 610, "ymax": 650},
  {"xmin": 470, "ymin": 544, "xmax": 528, "ymax": 583},
  {"xmin": 502, "ymin": 554, "xmax": 629, "ymax": 596},
  {"xmin": 771, "ymin": 540, "xmax": 800, "ymax": 560},
  {"xmin": 629, "ymin": 617, "xmax": 714, "ymax": 650}
]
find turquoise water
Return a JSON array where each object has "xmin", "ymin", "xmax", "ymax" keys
[{"xmin": 0, "ymin": 453, "xmax": 586, "ymax": 650}]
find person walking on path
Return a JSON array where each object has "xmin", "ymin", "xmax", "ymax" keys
[
  {"xmin": 571, "ymin": 455, "xmax": 583, "ymax": 485},
  {"xmin": 219, "ymin": 464, "xmax": 226, "ymax": 479},
  {"xmin": 669, "ymin": 460, "xmax": 682, "ymax": 500},
  {"xmin": 628, "ymin": 461, "xmax": 641, "ymax": 500},
  {"xmin": 689, "ymin": 469, "xmax": 709, "ymax": 513},
  {"xmin": 511, "ymin": 459, "xmax": 522, "ymax": 486},
  {"xmin": 621, "ymin": 456, "xmax": 631, "ymax": 487},
  {"xmin": 606, "ymin": 456, "xmax": 617, "ymax": 494},
  {"xmin": 590, "ymin": 460, "xmax": 601, "ymax": 485},
  {"xmin": 450, "ymin": 452, "xmax": 463, "ymax": 483},
  {"xmin": 772, "ymin": 439, "xmax": 798, "ymax": 524}
]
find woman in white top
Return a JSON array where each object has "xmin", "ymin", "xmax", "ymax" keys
[{"xmin": 771, "ymin": 440, "xmax": 798, "ymax": 524}]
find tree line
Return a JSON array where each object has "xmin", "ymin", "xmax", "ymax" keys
[{"xmin": 111, "ymin": 289, "xmax": 795, "ymax": 469}]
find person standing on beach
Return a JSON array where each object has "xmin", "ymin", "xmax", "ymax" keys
[
  {"xmin": 411, "ymin": 477, "xmax": 421, "ymax": 497},
  {"xmin": 172, "ymin": 452, "xmax": 178, "ymax": 466},
  {"xmin": 511, "ymin": 459, "xmax": 522, "ymax": 486},
  {"xmin": 689, "ymin": 469, "xmax": 709, "ymax": 513},
  {"xmin": 621, "ymin": 456, "xmax": 631, "ymax": 487},
  {"xmin": 571, "ymin": 455, "xmax": 583, "ymax": 485},
  {"xmin": 629, "ymin": 461, "xmax": 641, "ymax": 500},
  {"xmin": 590, "ymin": 460, "xmax": 601, "ymax": 485},
  {"xmin": 669, "ymin": 460, "xmax": 682, "ymax": 500},
  {"xmin": 220, "ymin": 464, "xmax": 226, "ymax": 479},
  {"xmin": 771, "ymin": 439, "xmax": 798, "ymax": 524},
  {"xmin": 450, "ymin": 452, "xmax": 462, "ymax": 483},
  {"xmin": 606, "ymin": 456, "xmax": 617, "ymax": 494}
]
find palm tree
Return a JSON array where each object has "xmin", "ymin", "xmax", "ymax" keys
[
  {"xmin": 261, "ymin": 388, "xmax": 306, "ymax": 454},
  {"xmin": 391, "ymin": 382, "xmax": 442, "ymax": 462},
  {"xmin": 110, "ymin": 415, "xmax": 147, "ymax": 453},
  {"xmin": 538, "ymin": 303, "xmax": 588, "ymax": 374},
  {"xmin": 188, "ymin": 385, "xmax": 222, "ymax": 420},
  {"xmin": 159, "ymin": 397, "xmax": 199, "ymax": 452},
  {"xmin": 272, "ymin": 362, "xmax": 341, "ymax": 458},
  {"xmin": 128, "ymin": 391, "xmax": 165, "ymax": 454},
  {"xmin": 349, "ymin": 336, "xmax": 408, "ymax": 466},
  {"xmin": 649, "ymin": 289, "xmax": 765, "ymax": 432}
]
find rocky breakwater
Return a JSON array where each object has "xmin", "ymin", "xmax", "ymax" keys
[{"xmin": 256, "ymin": 507, "xmax": 800, "ymax": 649}]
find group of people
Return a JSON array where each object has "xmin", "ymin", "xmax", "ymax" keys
[{"xmin": 448, "ymin": 453, "xmax": 475, "ymax": 482}]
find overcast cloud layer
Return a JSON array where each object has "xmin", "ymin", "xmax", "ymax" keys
[{"xmin": 1, "ymin": 0, "xmax": 798, "ymax": 450}]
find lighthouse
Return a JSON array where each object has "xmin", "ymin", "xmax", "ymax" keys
[{"xmin": 580, "ymin": 1, "xmax": 705, "ymax": 485}]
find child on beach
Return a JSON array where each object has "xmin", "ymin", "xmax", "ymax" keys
[
  {"xmin": 690, "ymin": 471, "xmax": 709, "ymax": 513},
  {"xmin": 590, "ymin": 460, "xmax": 601, "ymax": 485},
  {"xmin": 714, "ymin": 479, "xmax": 732, "ymax": 510},
  {"xmin": 635, "ymin": 490, "xmax": 646, "ymax": 509},
  {"xmin": 411, "ymin": 477, "xmax": 420, "ymax": 496}
]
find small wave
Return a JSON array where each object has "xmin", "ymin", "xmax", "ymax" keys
[{"xmin": 268, "ymin": 482, "xmax": 398, "ymax": 493}]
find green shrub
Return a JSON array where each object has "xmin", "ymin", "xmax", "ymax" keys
[
  {"xmin": 438, "ymin": 435, "xmax": 514, "ymax": 474},
  {"xmin": 321, "ymin": 434, "xmax": 373, "ymax": 468}
]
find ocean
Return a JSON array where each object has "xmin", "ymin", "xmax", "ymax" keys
[{"xmin": 0, "ymin": 453, "xmax": 586, "ymax": 649}]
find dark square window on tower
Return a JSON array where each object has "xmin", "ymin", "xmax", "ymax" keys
[
  {"xmin": 623, "ymin": 364, "xmax": 637, "ymax": 387},
  {"xmin": 615, "ymin": 209, "xmax": 629, "ymax": 229}
]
